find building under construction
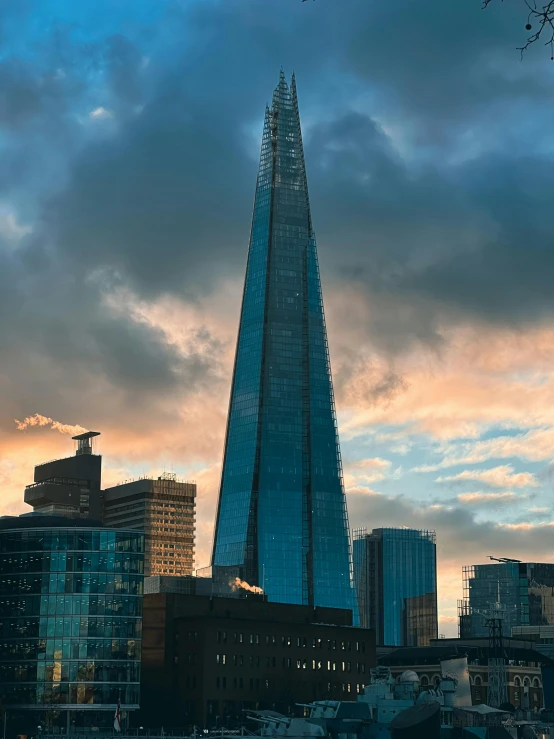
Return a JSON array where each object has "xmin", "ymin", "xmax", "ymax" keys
[{"xmin": 459, "ymin": 559, "xmax": 554, "ymax": 639}]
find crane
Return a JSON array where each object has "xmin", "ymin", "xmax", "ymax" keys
[
  {"xmin": 470, "ymin": 593, "xmax": 510, "ymax": 707},
  {"xmin": 488, "ymin": 556, "xmax": 522, "ymax": 564}
]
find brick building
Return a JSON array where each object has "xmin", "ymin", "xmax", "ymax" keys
[
  {"xmin": 141, "ymin": 593, "xmax": 375, "ymax": 728},
  {"xmin": 378, "ymin": 638, "xmax": 552, "ymax": 710}
]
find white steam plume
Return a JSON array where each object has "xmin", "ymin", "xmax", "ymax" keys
[
  {"xmin": 230, "ymin": 577, "xmax": 264, "ymax": 595},
  {"xmin": 14, "ymin": 413, "xmax": 87, "ymax": 436}
]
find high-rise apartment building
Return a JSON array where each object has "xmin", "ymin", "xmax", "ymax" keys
[
  {"xmin": 102, "ymin": 474, "xmax": 196, "ymax": 577},
  {"xmin": 353, "ymin": 528, "xmax": 438, "ymax": 646},
  {"xmin": 459, "ymin": 560, "xmax": 554, "ymax": 639},
  {"xmin": 211, "ymin": 72, "xmax": 357, "ymax": 614},
  {"xmin": 24, "ymin": 431, "xmax": 102, "ymax": 519}
]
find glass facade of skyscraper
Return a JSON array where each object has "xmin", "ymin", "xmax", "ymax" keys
[
  {"xmin": 211, "ymin": 72, "xmax": 357, "ymax": 615},
  {"xmin": 459, "ymin": 561, "xmax": 554, "ymax": 638},
  {"xmin": 0, "ymin": 516, "xmax": 143, "ymax": 729},
  {"xmin": 353, "ymin": 528, "xmax": 438, "ymax": 646}
]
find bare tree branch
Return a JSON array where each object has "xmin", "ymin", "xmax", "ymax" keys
[{"xmin": 484, "ymin": 0, "xmax": 554, "ymax": 57}]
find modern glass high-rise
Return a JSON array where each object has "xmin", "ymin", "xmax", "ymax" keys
[
  {"xmin": 0, "ymin": 515, "xmax": 143, "ymax": 732},
  {"xmin": 352, "ymin": 528, "xmax": 438, "ymax": 646},
  {"xmin": 459, "ymin": 561, "xmax": 554, "ymax": 639},
  {"xmin": 211, "ymin": 72, "xmax": 357, "ymax": 614}
]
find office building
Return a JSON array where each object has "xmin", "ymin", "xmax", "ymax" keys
[
  {"xmin": 103, "ymin": 473, "xmax": 196, "ymax": 577},
  {"xmin": 141, "ymin": 592, "xmax": 375, "ymax": 727},
  {"xmin": 379, "ymin": 637, "xmax": 550, "ymax": 710},
  {"xmin": 0, "ymin": 515, "xmax": 144, "ymax": 732},
  {"xmin": 459, "ymin": 560, "xmax": 554, "ymax": 639},
  {"xmin": 24, "ymin": 431, "xmax": 102, "ymax": 519},
  {"xmin": 353, "ymin": 528, "xmax": 438, "ymax": 646},
  {"xmin": 144, "ymin": 574, "xmax": 213, "ymax": 596},
  {"xmin": 211, "ymin": 72, "xmax": 357, "ymax": 614}
]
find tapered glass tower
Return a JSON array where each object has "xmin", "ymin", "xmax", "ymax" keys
[{"xmin": 212, "ymin": 73, "xmax": 357, "ymax": 615}]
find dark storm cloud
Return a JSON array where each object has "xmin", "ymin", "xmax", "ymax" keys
[
  {"xmin": 306, "ymin": 108, "xmax": 554, "ymax": 342},
  {"xmin": 3, "ymin": 0, "xmax": 554, "ymax": 429},
  {"xmin": 48, "ymin": 87, "xmax": 255, "ymax": 297}
]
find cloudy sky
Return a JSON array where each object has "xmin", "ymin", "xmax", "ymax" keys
[{"xmin": 2, "ymin": 0, "xmax": 554, "ymax": 636}]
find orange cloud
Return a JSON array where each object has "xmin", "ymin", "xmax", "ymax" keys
[
  {"xmin": 457, "ymin": 491, "xmax": 518, "ymax": 504},
  {"xmin": 437, "ymin": 465, "xmax": 538, "ymax": 489}
]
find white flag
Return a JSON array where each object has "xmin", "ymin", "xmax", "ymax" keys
[{"xmin": 114, "ymin": 698, "xmax": 121, "ymax": 732}]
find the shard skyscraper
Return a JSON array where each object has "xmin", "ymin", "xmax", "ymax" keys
[{"xmin": 212, "ymin": 73, "xmax": 357, "ymax": 615}]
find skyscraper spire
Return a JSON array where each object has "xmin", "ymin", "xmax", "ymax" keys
[{"xmin": 212, "ymin": 74, "xmax": 357, "ymax": 616}]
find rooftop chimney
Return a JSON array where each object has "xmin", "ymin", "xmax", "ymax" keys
[{"xmin": 72, "ymin": 431, "xmax": 100, "ymax": 456}]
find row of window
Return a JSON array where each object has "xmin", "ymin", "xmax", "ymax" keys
[
  {"xmin": 1, "ymin": 682, "xmax": 140, "ymax": 707},
  {"xmin": 1, "ymin": 615, "xmax": 141, "ymax": 639},
  {"xmin": 0, "ymin": 552, "xmax": 144, "ymax": 574},
  {"xmin": 214, "ymin": 632, "xmax": 366, "ymax": 652},
  {"xmin": 0, "ymin": 531, "xmax": 144, "ymax": 554},
  {"xmin": 214, "ymin": 677, "xmax": 365, "ymax": 694},
  {"xmin": 214, "ymin": 654, "xmax": 366, "ymax": 672}
]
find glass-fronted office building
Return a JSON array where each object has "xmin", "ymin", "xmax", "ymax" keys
[
  {"xmin": 211, "ymin": 72, "xmax": 357, "ymax": 616},
  {"xmin": 0, "ymin": 515, "xmax": 144, "ymax": 730},
  {"xmin": 459, "ymin": 561, "xmax": 554, "ymax": 638},
  {"xmin": 353, "ymin": 528, "xmax": 438, "ymax": 646}
]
